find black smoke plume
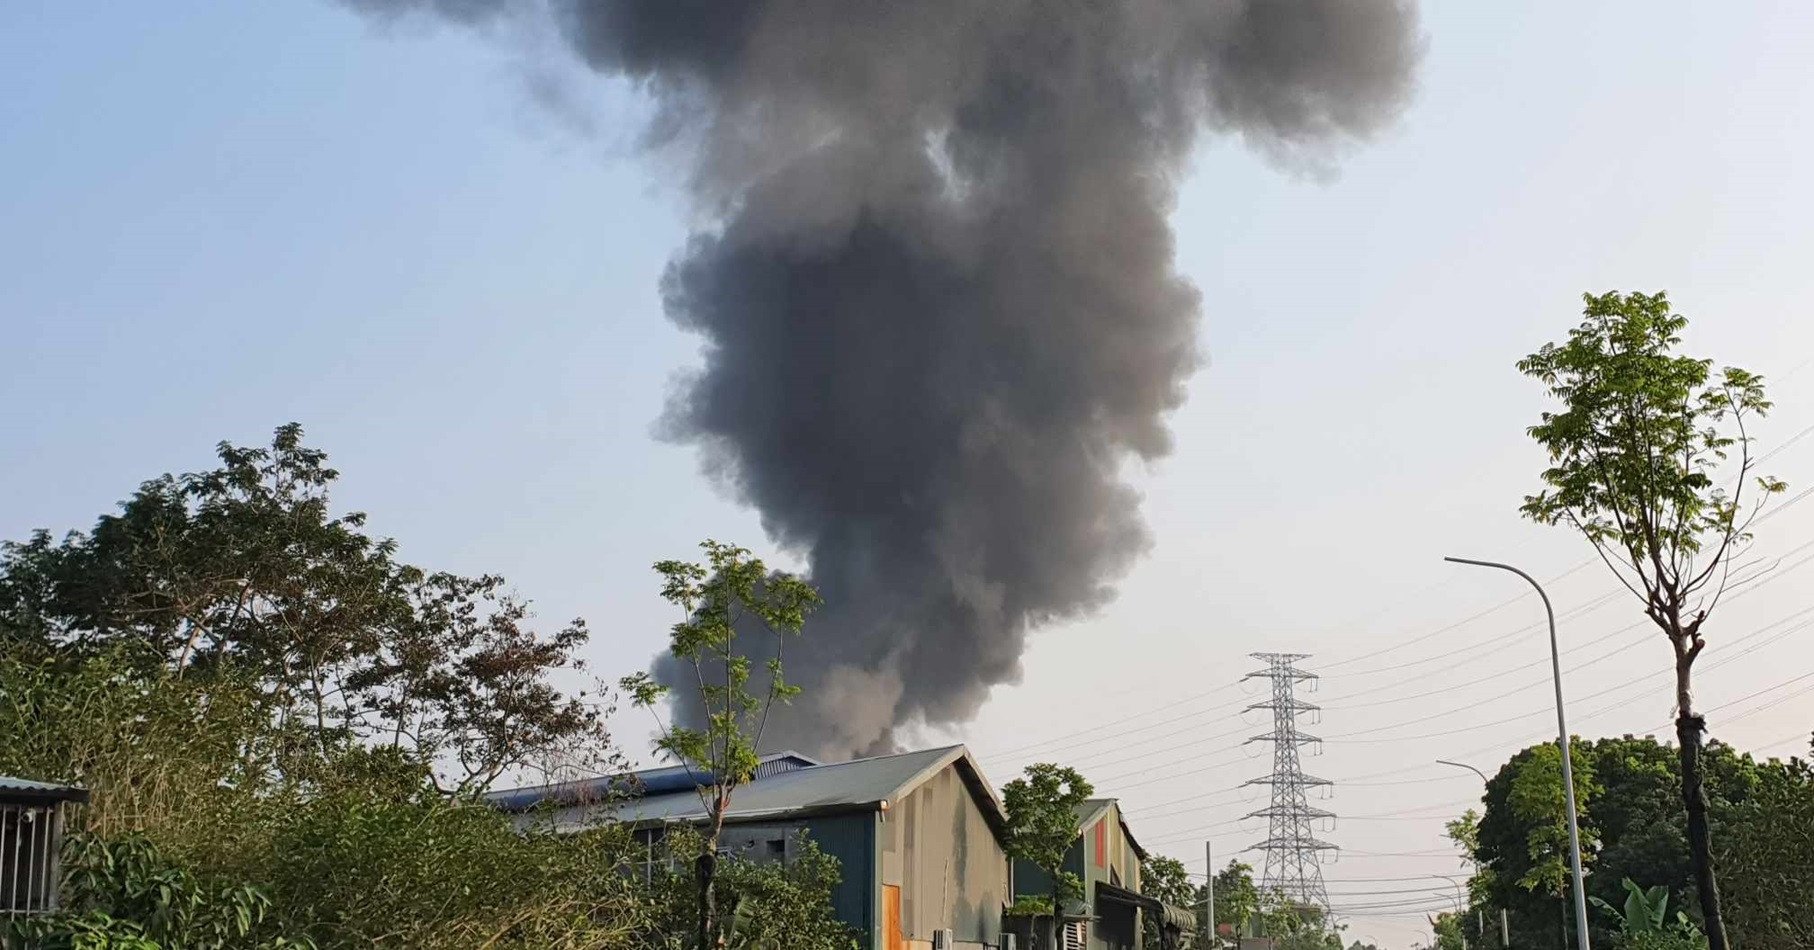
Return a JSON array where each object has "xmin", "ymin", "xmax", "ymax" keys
[{"xmin": 345, "ymin": 0, "xmax": 1421, "ymax": 758}]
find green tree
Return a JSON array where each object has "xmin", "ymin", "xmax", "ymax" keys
[
  {"xmin": 3, "ymin": 834, "xmax": 313, "ymax": 950},
  {"xmin": 1519, "ymin": 290, "xmax": 1787, "ymax": 950},
  {"xmin": 1141, "ymin": 854, "xmax": 1199, "ymax": 949},
  {"xmin": 1428, "ymin": 911, "xmax": 1467, "ymax": 950},
  {"xmin": 641, "ymin": 828, "xmax": 860, "ymax": 950},
  {"xmin": 1257, "ymin": 890, "xmax": 1342, "ymax": 950},
  {"xmin": 0, "ymin": 426, "xmax": 652, "ymax": 948},
  {"xmin": 619, "ymin": 540, "xmax": 822, "ymax": 950},
  {"xmin": 1472, "ymin": 741, "xmax": 1604, "ymax": 949},
  {"xmin": 245, "ymin": 775, "xmax": 649, "ymax": 948},
  {"xmin": 0, "ymin": 424, "xmax": 612, "ymax": 796},
  {"xmin": 1464, "ymin": 735, "xmax": 1808, "ymax": 949},
  {"xmin": 1002, "ymin": 763, "xmax": 1095, "ymax": 950},
  {"xmin": 1714, "ymin": 745, "xmax": 1814, "ymax": 949},
  {"xmin": 1508, "ymin": 743, "xmax": 1601, "ymax": 900},
  {"xmin": 1212, "ymin": 859, "xmax": 1260, "ymax": 942},
  {"xmin": 1142, "ymin": 854, "xmax": 1198, "ymax": 910}
]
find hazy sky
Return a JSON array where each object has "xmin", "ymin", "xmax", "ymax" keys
[{"xmin": 6, "ymin": 2, "xmax": 1814, "ymax": 944}]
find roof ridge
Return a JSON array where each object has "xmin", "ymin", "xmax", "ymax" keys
[{"xmin": 797, "ymin": 743, "xmax": 963, "ymax": 771}]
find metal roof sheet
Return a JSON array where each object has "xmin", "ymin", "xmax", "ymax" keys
[
  {"xmin": 483, "ymin": 751, "xmax": 819, "ymax": 813},
  {"xmin": 1075, "ymin": 798, "xmax": 1147, "ymax": 859},
  {"xmin": 0, "ymin": 776, "xmax": 89, "ymax": 804},
  {"xmin": 516, "ymin": 745, "xmax": 1002, "ymax": 834}
]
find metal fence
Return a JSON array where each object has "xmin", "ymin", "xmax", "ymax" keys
[{"xmin": 1, "ymin": 801, "xmax": 64, "ymax": 915}]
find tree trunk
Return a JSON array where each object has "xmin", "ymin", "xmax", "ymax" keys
[
  {"xmin": 1677, "ymin": 706, "xmax": 1730, "ymax": 950},
  {"xmin": 696, "ymin": 848, "xmax": 718, "ymax": 950},
  {"xmin": 1051, "ymin": 878, "xmax": 1063, "ymax": 950}
]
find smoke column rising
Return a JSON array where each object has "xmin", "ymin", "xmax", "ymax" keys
[{"xmin": 346, "ymin": 0, "xmax": 1422, "ymax": 758}]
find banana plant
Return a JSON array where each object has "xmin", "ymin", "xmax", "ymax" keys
[{"xmin": 1591, "ymin": 879, "xmax": 1707, "ymax": 950}]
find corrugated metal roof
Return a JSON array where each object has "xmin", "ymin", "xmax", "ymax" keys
[
  {"xmin": 484, "ymin": 752, "xmax": 818, "ymax": 813},
  {"xmin": 1076, "ymin": 799, "xmax": 1114, "ymax": 827},
  {"xmin": 0, "ymin": 776, "xmax": 89, "ymax": 804},
  {"xmin": 518, "ymin": 745, "xmax": 1000, "ymax": 833},
  {"xmin": 1075, "ymin": 798, "xmax": 1147, "ymax": 860}
]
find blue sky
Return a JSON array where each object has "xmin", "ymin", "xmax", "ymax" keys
[{"xmin": 7, "ymin": 2, "xmax": 1814, "ymax": 943}]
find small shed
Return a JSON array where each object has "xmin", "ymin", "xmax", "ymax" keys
[{"xmin": 1, "ymin": 776, "xmax": 88, "ymax": 915}]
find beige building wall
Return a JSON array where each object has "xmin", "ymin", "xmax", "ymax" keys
[{"xmin": 879, "ymin": 765, "xmax": 1010, "ymax": 949}]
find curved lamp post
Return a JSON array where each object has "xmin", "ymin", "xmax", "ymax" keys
[
  {"xmin": 1436, "ymin": 759, "xmax": 1489, "ymax": 784},
  {"xmin": 1446, "ymin": 556, "xmax": 1591, "ymax": 950}
]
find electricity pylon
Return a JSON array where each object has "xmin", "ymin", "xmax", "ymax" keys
[{"xmin": 1242, "ymin": 653, "xmax": 1336, "ymax": 913}]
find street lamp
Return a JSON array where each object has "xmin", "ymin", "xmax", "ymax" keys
[
  {"xmin": 1432, "ymin": 874, "xmax": 1467, "ymax": 912},
  {"xmin": 1437, "ymin": 759, "xmax": 1504, "ymax": 948},
  {"xmin": 1446, "ymin": 556, "xmax": 1591, "ymax": 950},
  {"xmin": 1430, "ymin": 876, "xmax": 1470, "ymax": 950},
  {"xmin": 1436, "ymin": 759, "xmax": 1489, "ymax": 784}
]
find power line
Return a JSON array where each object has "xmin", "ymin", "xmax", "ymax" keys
[
  {"xmin": 1005, "ymin": 521, "xmax": 1814, "ymax": 846},
  {"xmin": 983, "ymin": 499, "xmax": 1814, "ymax": 773},
  {"xmin": 1019, "ymin": 580, "xmax": 1671, "ymax": 778},
  {"xmin": 1133, "ymin": 601, "xmax": 1814, "ymax": 841},
  {"xmin": 1131, "ymin": 588, "xmax": 1813, "ymax": 811},
  {"xmin": 1318, "ymin": 560, "xmax": 1595, "ymax": 671}
]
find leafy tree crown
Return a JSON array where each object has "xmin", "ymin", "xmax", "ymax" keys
[
  {"xmin": 1002, "ymin": 763, "xmax": 1094, "ymax": 902},
  {"xmin": 1519, "ymin": 291, "xmax": 1785, "ymax": 643}
]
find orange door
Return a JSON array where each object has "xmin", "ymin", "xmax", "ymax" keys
[{"xmin": 882, "ymin": 884, "xmax": 903, "ymax": 950}]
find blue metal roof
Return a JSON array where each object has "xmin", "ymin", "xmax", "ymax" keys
[
  {"xmin": 496, "ymin": 744, "xmax": 1007, "ymax": 836},
  {"xmin": 483, "ymin": 751, "xmax": 819, "ymax": 813},
  {"xmin": 0, "ymin": 775, "xmax": 89, "ymax": 804}
]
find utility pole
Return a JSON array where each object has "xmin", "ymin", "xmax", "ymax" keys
[
  {"xmin": 1242, "ymin": 653, "xmax": 1337, "ymax": 914},
  {"xmin": 1205, "ymin": 841, "xmax": 1216, "ymax": 950}
]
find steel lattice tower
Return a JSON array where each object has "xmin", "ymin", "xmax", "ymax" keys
[{"xmin": 1242, "ymin": 653, "xmax": 1337, "ymax": 913}]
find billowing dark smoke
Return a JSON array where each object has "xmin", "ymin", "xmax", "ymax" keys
[{"xmin": 346, "ymin": 0, "xmax": 1421, "ymax": 758}]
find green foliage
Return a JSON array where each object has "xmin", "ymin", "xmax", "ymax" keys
[
  {"xmin": 639, "ymin": 829, "xmax": 860, "ymax": 950},
  {"xmin": 1256, "ymin": 890, "xmax": 1343, "ymax": 950},
  {"xmin": 618, "ymin": 540, "xmax": 822, "ymax": 950},
  {"xmin": 1002, "ymin": 763, "xmax": 1094, "ymax": 912},
  {"xmin": 1139, "ymin": 854, "xmax": 1198, "ymax": 949},
  {"xmin": 1519, "ymin": 296, "xmax": 1787, "ymax": 950},
  {"xmin": 1443, "ymin": 810, "xmax": 1498, "ymax": 910},
  {"xmin": 1519, "ymin": 292, "xmax": 1784, "ymax": 609},
  {"xmin": 1595, "ymin": 879, "xmax": 1671, "ymax": 934},
  {"xmin": 1592, "ymin": 879, "xmax": 1708, "ymax": 950},
  {"xmin": 1713, "ymin": 750, "xmax": 1814, "ymax": 949},
  {"xmin": 1213, "ymin": 860, "xmax": 1260, "ymax": 940},
  {"xmin": 1141, "ymin": 854, "xmax": 1197, "ymax": 909},
  {"xmin": 1426, "ymin": 911, "xmax": 1466, "ymax": 950},
  {"xmin": 1506, "ymin": 742, "xmax": 1600, "ymax": 895},
  {"xmin": 0, "ymin": 424, "xmax": 613, "ymax": 796},
  {"xmin": 4, "ymin": 834, "xmax": 312, "ymax": 950},
  {"xmin": 619, "ymin": 541, "xmax": 819, "ymax": 816},
  {"xmin": 1463, "ymin": 735, "xmax": 1813, "ymax": 950},
  {"xmin": 246, "ymin": 786, "xmax": 649, "ymax": 948},
  {"xmin": 1006, "ymin": 895, "xmax": 1055, "ymax": 917},
  {"xmin": 0, "ymin": 643, "xmax": 271, "ymax": 844},
  {"xmin": 0, "ymin": 645, "xmax": 656, "ymax": 949},
  {"xmin": 0, "ymin": 427, "xmax": 682, "ymax": 949}
]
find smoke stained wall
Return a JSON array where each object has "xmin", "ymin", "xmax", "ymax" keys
[{"xmin": 344, "ymin": 0, "xmax": 1423, "ymax": 759}]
